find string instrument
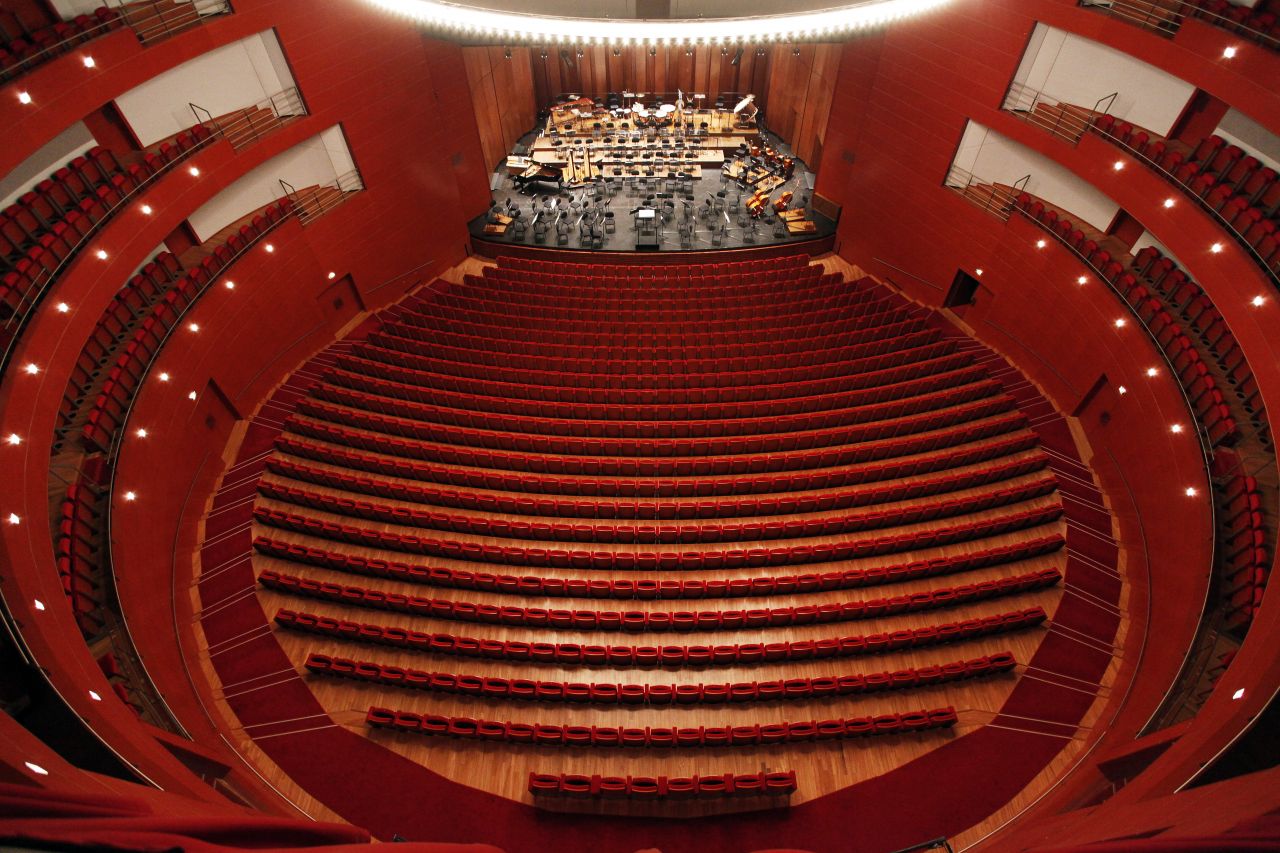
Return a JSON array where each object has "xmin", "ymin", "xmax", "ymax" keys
[
  {"xmin": 746, "ymin": 189, "xmax": 770, "ymax": 218},
  {"xmin": 772, "ymin": 191, "xmax": 794, "ymax": 213},
  {"xmin": 564, "ymin": 148, "xmax": 600, "ymax": 184}
]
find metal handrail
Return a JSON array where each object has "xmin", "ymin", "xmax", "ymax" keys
[
  {"xmin": 0, "ymin": 135, "xmax": 221, "ymax": 379},
  {"xmin": 1002, "ymin": 82, "xmax": 1117, "ymax": 145},
  {"xmin": 189, "ymin": 86, "xmax": 306, "ymax": 151},
  {"xmin": 1078, "ymin": 0, "xmax": 1280, "ymax": 52},
  {"xmin": 109, "ymin": 0, "xmax": 232, "ymax": 46},
  {"xmin": 944, "ymin": 165, "xmax": 1025, "ymax": 221},
  {"xmin": 280, "ymin": 169, "xmax": 365, "ymax": 226}
]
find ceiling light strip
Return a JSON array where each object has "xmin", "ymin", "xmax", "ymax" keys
[{"xmin": 367, "ymin": 0, "xmax": 953, "ymax": 43}]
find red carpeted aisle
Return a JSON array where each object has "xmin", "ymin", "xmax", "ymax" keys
[{"xmin": 198, "ymin": 258, "xmax": 1121, "ymax": 853}]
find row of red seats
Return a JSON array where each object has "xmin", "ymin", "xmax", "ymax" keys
[
  {"xmin": 376, "ymin": 313, "xmax": 928, "ymax": 362},
  {"xmin": 426, "ymin": 277, "xmax": 878, "ymax": 326},
  {"xmin": 351, "ymin": 334, "xmax": 962, "ymax": 391},
  {"xmin": 285, "ymin": 396, "xmax": 1021, "ymax": 476},
  {"xmin": 256, "ymin": 476, "xmax": 1058, "ymax": 544},
  {"xmin": 1221, "ymin": 475, "xmax": 1269, "ymax": 630},
  {"xmin": 443, "ymin": 269, "xmax": 849, "ymax": 311},
  {"xmin": 495, "ymin": 254, "xmax": 808, "ymax": 278},
  {"xmin": 258, "ymin": 566, "xmax": 1062, "ymax": 631},
  {"xmin": 527, "ymin": 771, "xmax": 797, "ymax": 800},
  {"xmin": 79, "ymin": 199, "xmax": 293, "ymax": 453},
  {"xmin": 273, "ymin": 605, "xmax": 1049, "ymax": 666},
  {"xmin": 1132, "ymin": 244, "xmax": 1263, "ymax": 421},
  {"xmin": 298, "ymin": 380, "xmax": 1008, "ymax": 456},
  {"xmin": 1014, "ymin": 197, "xmax": 1246, "ymax": 447},
  {"xmin": 314, "ymin": 357, "xmax": 988, "ymax": 429},
  {"xmin": 273, "ymin": 424, "xmax": 1041, "ymax": 498},
  {"xmin": 326, "ymin": 349, "xmax": 987, "ymax": 409},
  {"xmin": 252, "ymin": 502, "xmax": 1064, "ymax": 569},
  {"xmin": 307, "ymin": 650, "xmax": 1016, "ymax": 704},
  {"xmin": 455, "ymin": 268, "xmax": 837, "ymax": 305},
  {"xmin": 54, "ymin": 478, "xmax": 106, "ymax": 637},
  {"xmin": 57, "ymin": 250, "xmax": 184, "ymax": 440},
  {"xmin": 253, "ymin": 532, "xmax": 1066, "ymax": 601},
  {"xmin": 389, "ymin": 302, "xmax": 912, "ymax": 348},
  {"xmin": 1116, "ymin": 276, "xmax": 1245, "ymax": 447},
  {"xmin": 1088, "ymin": 126, "xmax": 1280, "ymax": 277},
  {"xmin": 0, "ymin": 7, "xmax": 120, "ymax": 81},
  {"xmin": 263, "ymin": 451, "xmax": 1049, "ymax": 521},
  {"xmin": 1188, "ymin": 0, "xmax": 1280, "ymax": 43},
  {"xmin": 366, "ymin": 705, "xmax": 960, "ymax": 746},
  {"xmin": 369, "ymin": 323, "xmax": 945, "ymax": 376},
  {"xmin": 479, "ymin": 267, "xmax": 821, "ymax": 293}
]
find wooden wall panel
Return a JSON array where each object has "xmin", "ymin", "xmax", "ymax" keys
[{"xmin": 462, "ymin": 46, "xmax": 537, "ymax": 170}]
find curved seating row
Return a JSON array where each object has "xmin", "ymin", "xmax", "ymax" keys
[
  {"xmin": 261, "ymin": 452, "xmax": 1049, "ymax": 520},
  {"xmin": 348, "ymin": 336, "xmax": 964, "ymax": 390},
  {"xmin": 366, "ymin": 324, "xmax": 946, "ymax": 374},
  {"xmin": 0, "ymin": 6, "xmax": 121, "ymax": 81},
  {"xmin": 79, "ymin": 199, "xmax": 293, "ymax": 453},
  {"xmin": 251, "ymin": 502, "xmax": 1064, "ymax": 568},
  {"xmin": 272, "ymin": 605, "xmax": 1050, "ymax": 667},
  {"xmin": 365, "ymin": 705, "xmax": 960, "ymax": 747},
  {"xmin": 527, "ymin": 770, "xmax": 798, "ymax": 800},
  {"xmin": 256, "ymin": 476, "xmax": 1058, "ymax": 544},
  {"xmin": 253, "ymin": 532, "xmax": 1065, "ymax": 599},
  {"xmin": 272, "ymin": 428, "xmax": 1042, "ymax": 497},
  {"xmin": 283, "ymin": 401, "xmax": 1024, "ymax": 475},
  {"xmin": 495, "ymin": 255, "xmax": 808, "ymax": 278},
  {"xmin": 305, "ymin": 650, "xmax": 1017, "ymax": 704},
  {"xmin": 451, "ymin": 270, "xmax": 842, "ymax": 307},
  {"xmin": 257, "ymin": 566, "xmax": 1062, "ymax": 631},
  {"xmin": 326, "ymin": 350, "xmax": 987, "ymax": 407},
  {"xmin": 1221, "ymin": 475, "xmax": 1270, "ymax": 629}
]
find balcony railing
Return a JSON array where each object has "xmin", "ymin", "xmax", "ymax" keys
[
  {"xmin": 280, "ymin": 169, "xmax": 365, "ymax": 226},
  {"xmin": 1002, "ymin": 82, "xmax": 1117, "ymax": 145},
  {"xmin": 1078, "ymin": 0, "xmax": 1279, "ymax": 53},
  {"xmin": 190, "ymin": 86, "xmax": 306, "ymax": 152},
  {"xmin": 0, "ymin": 11, "xmax": 125, "ymax": 83},
  {"xmin": 943, "ymin": 165, "xmax": 1028, "ymax": 221},
  {"xmin": 109, "ymin": 0, "xmax": 232, "ymax": 46}
]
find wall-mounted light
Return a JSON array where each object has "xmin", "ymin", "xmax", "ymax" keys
[
  {"xmin": 1112, "ymin": 161, "xmax": 1124, "ymax": 171},
  {"xmin": 135, "ymin": 428, "xmax": 148, "ymax": 438},
  {"xmin": 1210, "ymin": 242, "xmax": 1223, "ymax": 253},
  {"xmin": 1170, "ymin": 423, "xmax": 1183, "ymax": 434},
  {"xmin": 224, "ymin": 280, "xmax": 235, "ymax": 290},
  {"xmin": 17, "ymin": 91, "xmax": 32, "ymax": 105},
  {"xmin": 1162, "ymin": 198, "xmax": 1175, "ymax": 209},
  {"xmin": 187, "ymin": 391, "xmax": 198, "ymax": 400},
  {"xmin": 82, "ymin": 56, "xmax": 96, "ymax": 68},
  {"xmin": 141, "ymin": 204, "xmax": 153, "ymax": 215},
  {"xmin": 188, "ymin": 166, "xmax": 200, "ymax": 177},
  {"xmin": 1114, "ymin": 318, "xmax": 1126, "ymax": 328},
  {"xmin": 1251, "ymin": 295, "xmax": 1265, "ymax": 307},
  {"xmin": 1146, "ymin": 367, "xmax": 1158, "ymax": 377},
  {"xmin": 5, "ymin": 434, "xmax": 20, "ymax": 446},
  {"xmin": 95, "ymin": 249, "xmax": 109, "ymax": 260},
  {"xmin": 158, "ymin": 372, "xmax": 170, "ymax": 382},
  {"xmin": 24, "ymin": 762, "xmax": 47, "ymax": 776},
  {"xmin": 1117, "ymin": 385, "xmax": 1128, "ymax": 395},
  {"xmin": 1184, "ymin": 486, "xmax": 1197, "ymax": 497},
  {"xmin": 1223, "ymin": 46, "xmax": 1238, "ymax": 58},
  {"xmin": 327, "ymin": 272, "xmax": 336, "ymax": 280},
  {"xmin": 6, "ymin": 513, "xmax": 20, "ymax": 525},
  {"xmin": 1035, "ymin": 239, "xmax": 1046, "ymax": 249},
  {"xmin": 123, "ymin": 491, "xmax": 137, "ymax": 502},
  {"xmin": 264, "ymin": 243, "xmax": 275, "ymax": 253},
  {"xmin": 1076, "ymin": 276, "xmax": 1087, "ymax": 285},
  {"xmin": 23, "ymin": 363, "xmax": 39, "ymax": 375},
  {"xmin": 55, "ymin": 302, "xmax": 70, "ymax": 313},
  {"xmin": 33, "ymin": 599, "xmax": 45, "ymax": 611}
]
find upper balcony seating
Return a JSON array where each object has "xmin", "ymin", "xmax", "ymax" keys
[
  {"xmin": 0, "ymin": 6, "xmax": 122, "ymax": 83},
  {"xmin": 1220, "ymin": 474, "xmax": 1269, "ymax": 629}
]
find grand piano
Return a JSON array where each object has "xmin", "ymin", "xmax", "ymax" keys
[{"xmin": 507, "ymin": 156, "xmax": 563, "ymax": 193}]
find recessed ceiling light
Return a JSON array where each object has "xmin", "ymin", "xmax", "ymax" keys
[
  {"xmin": 89, "ymin": 690, "xmax": 101, "ymax": 700},
  {"xmin": 974, "ymin": 268, "xmax": 983, "ymax": 276},
  {"xmin": 158, "ymin": 372, "xmax": 170, "ymax": 382},
  {"xmin": 328, "ymin": 272, "xmax": 337, "ymax": 280}
]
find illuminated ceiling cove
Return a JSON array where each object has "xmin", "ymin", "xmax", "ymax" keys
[{"xmin": 366, "ymin": 0, "xmax": 954, "ymax": 43}]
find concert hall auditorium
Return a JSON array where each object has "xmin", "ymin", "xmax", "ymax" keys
[{"xmin": 1, "ymin": 0, "xmax": 1278, "ymax": 850}]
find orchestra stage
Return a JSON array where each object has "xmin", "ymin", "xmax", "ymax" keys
[{"xmin": 467, "ymin": 93, "xmax": 837, "ymax": 257}]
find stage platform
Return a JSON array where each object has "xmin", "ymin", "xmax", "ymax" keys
[{"xmin": 470, "ymin": 128, "xmax": 837, "ymax": 257}]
